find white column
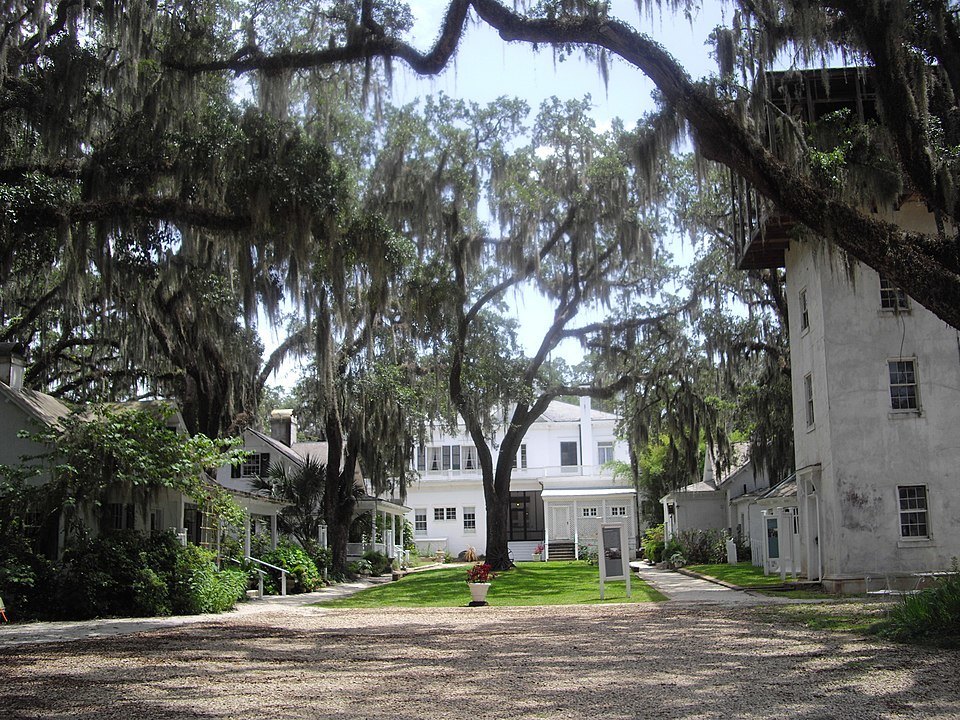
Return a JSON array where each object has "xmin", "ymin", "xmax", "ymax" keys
[
  {"xmin": 391, "ymin": 513, "xmax": 397, "ymax": 558},
  {"xmin": 573, "ymin": 499, "xmax": 579, "ymax": 558},
  {"xmin": 271, "ymin": 513, "xmax": 278, "ymax": 550},
  {"xmin": 244, "ymin": 516, "xmax": 251, "ymax": 558},
  {"xmin": 371, "ymin": 505, "xmax": 377, "ymax": 552}
]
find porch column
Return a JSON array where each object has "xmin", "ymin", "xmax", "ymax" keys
[
  {"xmin": 391, "ymin": 513, "xmax": 397, "ymax": 558},
  {"xmin": 370, "ymin": 505, "xmax": 376, "ymax": 553},
  {"xmin": 271, "ymin": 513, "xmax": 278, "ymax": 550},
  {"xmin": 573, "ymin": 499, "xmax": 579, "ymax": 558},
  {"xmin": 244, "ymin": 516, "xmax": 251, "ymax": 558}
]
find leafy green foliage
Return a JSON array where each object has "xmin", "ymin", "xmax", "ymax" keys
[
  {"xmin": 880, "ymin": 566, "xmax": 960, "ymax": 647},
  {"xmin": 641, "ymin": 523, "xmax": 665, "ymax": 564},
  {"xmin": 260, "ymin": 540, "xmax": 323, "ymax": 594},
  {"xmin": 255, "ymin": 456, "xmax": 326, "ymax": 550},
  {"xmin": 362, "ymin": 549, "xmax": 391, "ymax": 576}
]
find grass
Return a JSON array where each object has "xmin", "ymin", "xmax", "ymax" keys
[
  {"xmin": 684, "ymin": 562, "xmax": 795, "ymax": 588},
  {"xmin": 750, "ymin": 601, "xmax": 890, "ymax": 635},
  {"xmin": 314, "ymin": 561, "xmax": 666, "ymax": 608}
]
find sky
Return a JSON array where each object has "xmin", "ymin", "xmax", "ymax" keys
[{"xmin": 262, "ymin": 0, "xmax": 731, "ymax": 388}]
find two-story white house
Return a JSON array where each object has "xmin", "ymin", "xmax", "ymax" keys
[
  {"xmin": 738, "ymin": 69, "xmax": 960, "ymax": 592},
  {"xmin": 405, "ymin": 397, "xmax": 637, "ymax": 561}
]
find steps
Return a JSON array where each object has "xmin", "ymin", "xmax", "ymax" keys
[{"xmin": 547, "ymin": 541, "xmax": 576, "ymax": 561}]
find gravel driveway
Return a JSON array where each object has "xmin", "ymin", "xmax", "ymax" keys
[{"xmin": 2, "ymin": 601, "xmax": 957, "ymax": 719}]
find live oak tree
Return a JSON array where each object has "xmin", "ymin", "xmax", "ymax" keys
[
  {"xmin": 155, "ymin": 0, "xmax": 960, "ymax": 331},
  {"xmin": 368, "ymin": 95, "xmax": 683, "ymax": 569}
]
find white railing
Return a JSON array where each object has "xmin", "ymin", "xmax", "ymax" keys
[
  {"xmin": 245, "ymin": 556, "xmax": 288, "ymax": 597},
  {"xmin": 414, "ymin": 464, "xmax": 615, "ymax": 481}
]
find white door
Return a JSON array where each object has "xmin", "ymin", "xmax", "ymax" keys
[{"xmin": 551, "ymin": 505, "xmax": 572, "ymax": 540}]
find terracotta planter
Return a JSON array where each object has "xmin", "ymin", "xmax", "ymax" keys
[{"xmin": 467, "ymin": 582, "xmax": 491, "ymax": 603}]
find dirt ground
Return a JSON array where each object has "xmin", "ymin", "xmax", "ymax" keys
[{"xmin": 2, "ymin": 602, "xmax": 958, "ymax": 719}]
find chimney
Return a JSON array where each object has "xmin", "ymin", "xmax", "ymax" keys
[
  {"xmin": 269, "ymin": 409, "xmax": 297, "ymax": 447},
  {"xmin": 0, "ymin": 343, "xmax": 25, "ymax": 392}
]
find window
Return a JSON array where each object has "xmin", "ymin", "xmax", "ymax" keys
[
  {"xmin": 416, "ymin": 446, "xmax": 425, "ymax": 472},
  {"xmin": 445, "ymin": 507, "xmax": 457, "ymax": 520},
  {"xmin": 560, "ymin": 441, "xmax": 579, "ymax": 467},
  {"xmin": 880, "ymin": 276, "xmax": 910, "ymax": 311},
  {"xmin": 581, "ymin": 507, "xmax": 598, "ymax": 517},
  {"xmin": 799, "ymin": 288, "xmax": 810, "ymax": 331},
  {"xmin": 463, "ymin": 507, "xmax": 476, "ymax": 533},
  {"xmin": 150, "ymin": 508, "xmax": 164, "ymax": 533},
  {"xmin": 462, "ymin": 445, "xmax": 478, "ymax": 470},
  {"xmin": 512, "ymin": 444, "xmax": 528, "ymax": 469},
  {"xmin": 433, "ymin": 508, "xmax": 444, "ymax": 521},
  {"xmin": 235, "ymin": 452, "xmax": 270, "ymax": 478},
  {"xmin": 414, "ymin": 509, "xmax": 427, "ymax": 535},
  {"xmin": 597, "ymin": 441, "xmax": 614, "ymax": 465},
  {"xmin": 803, "ymin": 373, "xmax": 815, "ymax": 427},
  {"xmin": 103, "ymin": 503, "xmax": 134, "ymax": 531},
  {"xmin": 889, "ymin": 359, "xmax": 919, "ymax": 411},
  {"xmin": 898, "ymin": 486, "xmax": 928, "ymax": 538},
  {"xmin": 427, "ymin": 447, "xmax": 442, "ymax": 471},
  {"xmin": 609, "ymin": 506, "xmax": 627, "ymax": 517}
]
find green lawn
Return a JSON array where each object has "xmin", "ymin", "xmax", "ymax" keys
[
  {"xmin": 685, "ymin": 562, "xmax": 791, "ymax": 588},
  {"xmin": 315, "ymin": 561, "xmax": 666, "ymax": 608}
]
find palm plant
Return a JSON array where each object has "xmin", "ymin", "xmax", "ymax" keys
[{"xmin": 253, "ymin": 456, "xmax": 326, "ymax": 551}]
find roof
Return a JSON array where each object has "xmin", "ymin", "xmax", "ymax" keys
[
  {"xmin": 540, "ymin": 487, "xmax": 636, "ymax": 499},
  {"xmin": 534, "ymin": 400, "xmax": 616, "ymax": 423},
  {"xmin": 248, "ymin": 430, "xmax": 365, "ymax": 487},
  {"xmin": 247, "ymin": 428, "xmax": 304, "ymax": 464},
  {"xmin": 758, "ymin": 475, "xmax": 798, "ymax": 506},
  {"xmin": 0, "ymin": 381, "xmax": 72, "ymax": 429}
]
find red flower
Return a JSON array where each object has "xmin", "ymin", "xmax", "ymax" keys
[{"xmin": 466, "ymin": 562, "xmax": 495, "ymax": 583}]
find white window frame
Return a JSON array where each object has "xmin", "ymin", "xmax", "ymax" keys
[
  {"xmin": 414, "ymin": 509, "xmax": 427, "ymax": 536},
  {"xmin": 799, "ymin": 288, "xmax": 810, "ymax": 331},
  {"xmin": 462, "ymin": 445, "xmax": 478, "ymax": 470},
  {"xmin": 433, "ymin": 508, "xmax": 444, "ymax": 521},
  {"xmin": 445, "ymin": 507, "xmax": 457, "ymax": 521},
  {"xmin": 240, "ymin": 454, "xmax": 263, "ymax": 478},
  {"xmin": 581, "ymin": 507, "xmax": 598, "ymax": 517},
  {"xmin": 888, "ymin": 358, "xmax": 920, "ymax": 412},
  {"xmin": 897, "ymin": 485, "xmax": 929, "ymax": 539},
  {"xmin": 597, "ymin": 441, "xmax": 614, "ymax": 465},
  {"xmin": 512, "ymin": 444, "xmax": 528, "ymax": 469},
  {"xmin": 427, "ymin": 447, "xmax": 442, "ymax": 472},
  {"xmin": 463, "ymin": 506, "xmax": 476, "ymax": 534},
  {"xmin": 609, "ymin": 506, "xmax": 627, "ymax": 517},
  {"xmin": 803, "ymin": 373, "xmax": 815, "ymax": 428},
  {"xmin": 880, "ymin": 275, "xmax": 910, "ymax": 312}
]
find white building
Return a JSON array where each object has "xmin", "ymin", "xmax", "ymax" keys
[
  {"xmin": 214, "ymin": 410, "xmax": 410, "ymax": 561},
  {"xmin": 405, "ymin": 398, "xmax": 637, "ymax": 561},
  {"xmin": 738, "ymin": 70, "xmax": 960, "ymax": 591}
]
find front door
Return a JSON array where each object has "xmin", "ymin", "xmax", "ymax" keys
[{"xmin": 551, "ymin": 505, "xmax": 572, "ymax": 540}]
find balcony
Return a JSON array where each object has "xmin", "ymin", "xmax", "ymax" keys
[{"xmin": 414, "ymin": 464, "xmax": 615, "ymax": 482}]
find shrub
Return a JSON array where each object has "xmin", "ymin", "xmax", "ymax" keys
[
  {"xmin": 0, "ymin": 528, "xmax": 56, "ymax": 620},
  {"xmin": 881, "ymin": 564, "xmax": 960, "ymax": 647},
  {"xmin": 260, "ymin": 540, "xmax": 323, "ymax": 593},
  {"xmin": 578, "ymin": 545, "xmax": 599, "ymax": 565},
  {"xmin": 672, "ymin": 528, "xmax": 729, "ymax": 565},
  {"xmin": 362, "ymin": 550, "xmax": 391, "ymax": 576},
  {"xmin": 171, "ymin": 543, "xmax": 247, "ymax": 614},
  {"xmin": 309, "ymin": 546, "xmax": 332, "ymax": 576},
  {"xmin": 642, "ymin": 524, "xmax": 665, "ymax": 563},
  {"xmin": 349, "ymin": 558, "xmax": 373, "ymax": 576}
]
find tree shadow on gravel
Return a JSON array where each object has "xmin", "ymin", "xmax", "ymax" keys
[{"xmin": 2, "ymin": 605, "xmax": 957, "ymax": 719}]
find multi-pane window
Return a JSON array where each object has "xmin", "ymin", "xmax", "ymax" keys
[
  {"xmin": 433, "ymin": 508, "xmax": 445, "ymax": 521},
  {"xmin": 898, "ymin": 486, "xmax": 929, "ymax": 538},
  {"xmin": 236, "ymin": 452, "xmax": 270, "ymax": 478},
  {"xmin": 414, "ymin": 509, "xmax": 427, "ymax": 535},
  {"xmin": 889, "ymin": 359, "xmax": 919, "ymax": 411},
  {"xmin": 419, "ymin": 445, "xmax": 463, "ymax": 472},
  {"xmin": 512, "ymin": 444, "xmax": 528, "ymax": 469},
  {"xmin": 560, "ymin": 441, "xmax": 579, "ymax": 467},
  {"xmin": 799, "ymin": 289, "xmax": 810, "ymax": 331},
  {"xmin": 609, "ymin": 506, "xmax": 627, "ymax": 517},
  {"xmin": 880, "ymin": 276, "xmax": 910, "ymax": 311},
  {"xmin": 597, "ymin": 441, "xmax": 614, "ymax": 465},
  {"xmin": 103, "ymin": 502, "xmax": 134, "ymax": 531},
  {"xmin": 581, "ymin": 507, "xmax": 598, "ymax": 517},
  {"xmin": 463, "ymin": 507, "xmax": 476, "ymax": 533},
  {"xmin": 804, "ymin": 373, "xmax": 815, "ymax": 427},
  {"xmin": 445, "ymin": 507, "xmax": 457, "ymax": 520},
  {"xmin": 150, "ymin": 508, "xmax": 164, "ymax": 533}
]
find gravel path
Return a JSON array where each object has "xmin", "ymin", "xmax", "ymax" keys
[{"xmin": 2, "ymin": 602, "xmax": 957, "ymax": 719}]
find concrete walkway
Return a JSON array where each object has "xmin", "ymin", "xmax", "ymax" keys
[
  {"xmin": 632, "ymin": 563, "xmax": 794, "ymax": 604},
  {"xmin": 0, "ymin": 575, "xmax": 392, "ymax": 647}
]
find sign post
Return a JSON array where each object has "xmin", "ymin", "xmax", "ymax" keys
[{"xmin": 598, "ymin": 522, "xmax": 631, "ymax": 600}]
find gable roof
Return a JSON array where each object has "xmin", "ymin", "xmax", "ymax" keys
[{"xmin": 0, "ymin": 381, "xmax": 72, "ymax": 430}]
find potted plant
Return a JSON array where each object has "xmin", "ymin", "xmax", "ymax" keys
[
  {"xmin": 466, "ymin": 562, "xmax": 495, "ymax": 604},
  {"xmin": 532, "ymin": 543, "xmax": 545, "ymax": 562}
]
